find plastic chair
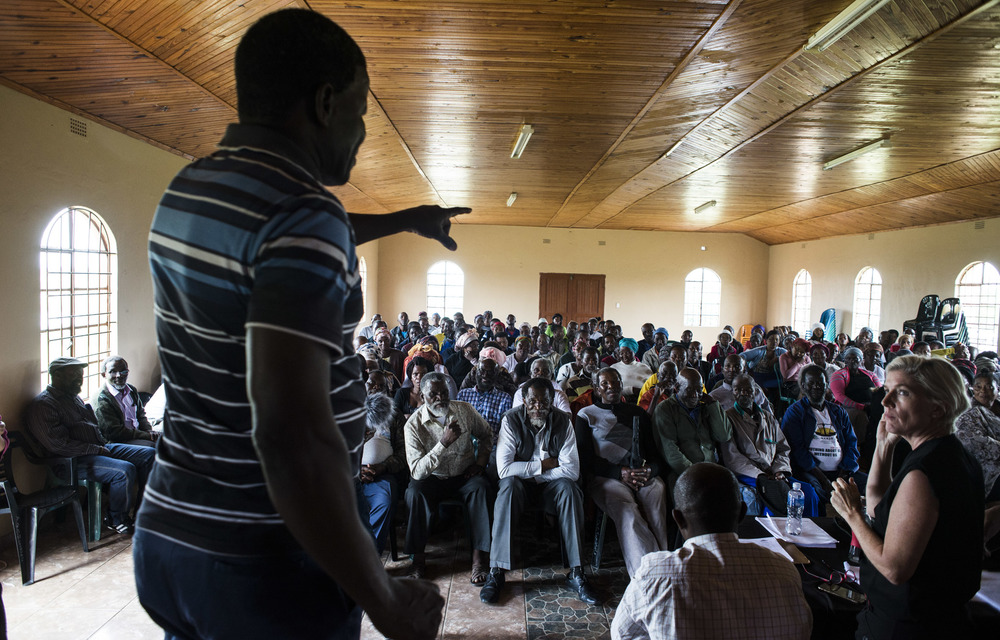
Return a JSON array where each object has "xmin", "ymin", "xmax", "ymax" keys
[{"xmin": 0, "ymin": 432, "xmax": 89, "ymax": 585}]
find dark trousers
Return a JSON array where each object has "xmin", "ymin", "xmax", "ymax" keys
[
  {"xmin": 134, "ymin": 529, "xmax": 361, "ymax": 640},
  {"xmin": 489, "ymin": 476, "xmax": 584, "ymax": 570},
  {"xmin": 404, "ymin": 474, "xmax": 492, "ymax": 554},
  {"xmin": 72, "ymin": 442, "xmax": 155, "ymax": 526}
]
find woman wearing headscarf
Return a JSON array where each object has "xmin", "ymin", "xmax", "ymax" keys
[{"xmin": 611, "ymin": 338, "xmax": 653, "ymax": 403}]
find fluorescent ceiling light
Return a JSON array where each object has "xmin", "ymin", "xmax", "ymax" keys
[
  {"xmin": 805, "ymin": 0, "xmax": 892, "ymax": 52},
  {"xmin": 823, "ymin": 137, "xmax": 890, "ymax": 170},
  {"xmin": 506, "ymin": 192, "xmax": 518, "ymax": 207},
  {"xmin": 510, "ymin": 124, "xmax": 534, "ymax": 159},
  {"xmin": 694, "ymin": 200, "xmax": 717, "ymax": 214}
]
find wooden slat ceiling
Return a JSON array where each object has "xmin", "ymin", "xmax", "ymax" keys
[{"xmin": 1, "ymin": 0, "xmax": 998, "ymax": 244}]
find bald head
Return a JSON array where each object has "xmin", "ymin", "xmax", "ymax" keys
[
  {"xmin": 673, "ymin": 463, "xmax": 744, "ymax": 537},
  {"xmin": 676, "ymin": 367, "xmax": 703, "ymax": 409}
]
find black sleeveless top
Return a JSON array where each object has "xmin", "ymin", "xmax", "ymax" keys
[{"xmin": 858, "ymin": 434, "xmax": 984, "ymax": 639}]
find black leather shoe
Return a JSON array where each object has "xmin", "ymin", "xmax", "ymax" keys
[
  {"xmin": 480, "ymin": 569, "xmax": 505, "ymax": 604},
  {"xmin": 566, "ymin": 566, "xmax": 601, "ymax": 605}
]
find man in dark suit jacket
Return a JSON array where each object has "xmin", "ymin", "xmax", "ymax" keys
[{"xmin": 93, "ymin": 356, "xmax": 159, "ymax": 447}]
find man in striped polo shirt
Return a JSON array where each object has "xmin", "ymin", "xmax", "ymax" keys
[{"xmin": 134, "ymin": 9, "xmax": 468, "ymax": 640}]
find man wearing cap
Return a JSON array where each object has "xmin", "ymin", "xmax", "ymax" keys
[
  {"xmin": 641, "ymin": 328, "xmax": 669, "ymax": 373},
  {"xmin": 93, "ymin": 355, "xmax": 160, "ymax": 447},
  {"xmin": 707, "ymin": 330, "xmax": 739, "ymax": 375},
  {"xmin": 25, "ymin": 357, "xmax": 156, "ymax": 533}
]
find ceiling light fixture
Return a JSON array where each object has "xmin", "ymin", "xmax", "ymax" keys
[
  {"xmin": 506, "ymin": 192, "xmax": 518, "ymax": 207},
  {"xmin": 805, "ymin": 0, "xmax": 892, "ymax": 52},
  {"xmin": 510, "ymin": 124, "xmax": 534, "ymax": 159},
  {"xmin": 694, "ymin": 200, "xmax": 717, "ymax": 214},
  {"xmin": 823, "ymin": 137, "xmax": 890, "ymax": 170}
]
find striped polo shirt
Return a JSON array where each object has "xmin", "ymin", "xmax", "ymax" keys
[{"xmin": 139, "ymin": 124, "xmax": 366, "ymax": 556}]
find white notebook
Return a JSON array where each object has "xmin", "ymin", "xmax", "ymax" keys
[{"xmin": 755, "ymin": 516, "xmax": 839, "ymax": 548}]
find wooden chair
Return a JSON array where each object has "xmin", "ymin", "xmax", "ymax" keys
[{"xmin": 0, "ymin": 432, "xmax": 89, "ymax": 585}]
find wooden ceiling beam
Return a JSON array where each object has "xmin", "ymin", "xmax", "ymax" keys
[
  {"xmin": 590, "ymin": 0, "xmax": 999, "ymax": 230},
  {"xmin": 545, "ymin": 0, "xmax": 744, "ymax": 227}
]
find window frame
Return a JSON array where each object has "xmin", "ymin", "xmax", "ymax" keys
[
  {"xmin": 683, "ymin": 267, "xmax": 722, "ymax": 327},
  {"xmin": 955, "ymin": 261, "xmax": 1000, "ymax": 352},
  {"xmin": 852, "ymin": 266, "xmax": 882, "ymax": 337},
  {"xmin": 426, "ymin": 260, "xmax": 464, "ymax": 318},
  {"xmin": 39, "ymin": 206, "xmax": 118, "ymax": 398},
  {"xmin": 791, "ymin": 269, "xmax": 812, "ymax": 337}
]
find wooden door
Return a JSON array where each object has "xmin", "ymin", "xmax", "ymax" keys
[{"xmin": 539, "ymin": 273, "xmax": 605, "ymax": 325}]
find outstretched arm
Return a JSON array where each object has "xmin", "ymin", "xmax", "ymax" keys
[{"xmin": 350, "ymin": 206, "xmax": 470, "ymax": 249}]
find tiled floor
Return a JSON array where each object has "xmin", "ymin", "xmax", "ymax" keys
[
  {"xmin": 3, "ymin": 516, "xmax": 629, "ymax": 640},
  {"xmin": 0, "ymin": 522, "xmax": 162, "ymax": 639}
]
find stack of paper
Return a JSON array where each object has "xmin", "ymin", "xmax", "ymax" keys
[
  {"xmin": 739, "ymin": 537, "xmax": 796, "ymax": 563},
  {"xmin": 755, "ymin": 516, "xmax": 838, "ymax": 548}
]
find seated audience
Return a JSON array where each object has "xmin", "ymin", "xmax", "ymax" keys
[
  {"xmin": 635, "ymin": 345, "xmax": 687, "ymax": 404},
  {"xmin": 709, "ymin": 355, "xmax": 771, "ymax": 413},
  {"xmin": 950, "ymin": 341, "xmax": 977, "ymax": 386},
  {"xmin": 722, "ymin": 374, "xmax": 817, "ymax": 517},
  {"xmin": 375, "ymin": 327, "xmax": 406, "ymax": 383},
  {"xmin": 446, "ymin": 330, "xmax": 480, "ymax": 386},
  {"xmin": 93, "ymin": 355, "xmax": 159, "ymax": 447},
  {"xmin": 358, "ymin": 313, "xmax": 382, "ymax": 340},
  {"xmin": 457, "ymin": 359, "xmax": 513, "ymax": 477},
  {"xmin": 561, "ymin": 346, "xmax": 601, "ymax": 403},
  {"xmin": 782, "ymin": 364, "xmax": 867, "ymax": 505},
  {"xmin": 809, "ymin": 342, "xmax": 839, "ymax": 381},
  {"xmin": 863, "ymin": 343, "xmax": 886, "ymax": 385},
  {"xmin": 910, "ymin": 341, "xmax": 931, "ymax": 357},
  {"xmin": 639, "ymin": 362, "xmax": 679, "ymax": 414},
  {"xmin": 652, "ymin": 368, "xmax": 731, "ymax": 482},
  {"xmin": 576, "ymin": 368, "xmax": 669, "ymax": 578},
  {"xmin": 636, "ymin": 323, "xmax": 656, "ymax": 360},
  {"xmin": 361, "ymin": 371, "xmax": 407, "ymax": 553},
  {"xmin": 778, "ymin": 338, "xmax": 811, "ymax": 398},
  {"xmin": 25, "ymin": 357, "xmax": 156, "ymax": 533},
  {"xmin": 403, "ymin": 372, "xmax": 493, "ymax": 580},
  {"xmin": 831, "ymin": 356, "xmax": 984, "ymax": 639},
  {"xmin": 512, "ymin": 358, "xmax": 572, "ymax": 414},
  {"xmin": 612, "ymin": 463, "xmax": 811, "ymax": 640},
  {"xmin": 707, "ymin": 330, "xmax": 739, "ymax": 374},
  {"xmin": 741, "ymin": 329, "xmax": 786, "ymax": 374},
  {"xmin": 394, "ymin": 356, "xmax": 433, "ymax": 420},
  {"xmin": 611, "ymin": 339, "xmax": 653, "ymax": 402},
  {"xmin": 833, "ymin": 333, "xmax": 851, "ymax": 365},
  {"xmin": 480, "ymin": 378, "xmax": 600, "ymax": 605},
  {"xmin": 390, "ymin": 311, "xmax": 409, "ymax": 348},
  {"xmin": 808, "ymin": 322, "xmax": 827, "ymax": 344},
  {"xmin": 504, "ymin": 336, "xmax": 534, "ymax": 374},
  {"xmin": 685, "ymin": 340, "xmax": 712, "ymax": 382},
  {"xmin": 640, "ymin": 328, "xmax": 669, "ymax": 372},
  {"xmin": 599, "ymin": 334, "xmax": 620, "ymax": 365},
  {"xmin": 955, "ymin": 371, "xmax": 1000, "ymax": 546},
  {"xmin": 830, "ymin": 346, "xmax": 882, "ymax": 442},
  {"xmin": 532, "ymin": 334, "xmax": 561, "ymax": 371}
]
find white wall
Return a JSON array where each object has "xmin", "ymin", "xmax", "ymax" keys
[{"xmin": 767, "ymin": 221, "xmax": 1000, "ymax": 348}]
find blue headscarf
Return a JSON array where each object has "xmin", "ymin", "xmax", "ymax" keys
[{"xmin": 619, "ymin": 338, "xmax": 639, "ymax": 353}]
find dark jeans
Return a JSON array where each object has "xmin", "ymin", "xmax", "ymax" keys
[
  {"xmin": 804, "ymin": 468, "xmax": 869, "ymax": 505},
  {"xmin": 134, "ymin": 529, "xmax": 361, "ymax": 640},
  {"xmin": 73, "ymin": 442, "xmax": 155, "ymax": 526},
  {"xmin": 404, "ymin": 474, "xmax": 493, "ymax": 555}
]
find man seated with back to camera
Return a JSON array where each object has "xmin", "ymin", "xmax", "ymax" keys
[
  {"xmin": 576, "ymin": 367, "xmax": 671, "ymax": 578},
  {"xmin": 403, "ymin": 371, "xmax": 493, "ymax": 582},
  {"xmin": 782, "ymin": 364, "xmax": 867, "ymax": 505},
  {"xmin": 480, "ymin": 377, "xmax": 600, "ymax": 605},
  {"xmin": 611, "ymin": 462, "xmax": 811, "ymax": 640},
  {"xmin": 93, "ymin": 355, "xmax": 160, "ymax": 447},
  {"xmin": 721, "ymin": 374, "xmax": 818, "ymax": 517}
]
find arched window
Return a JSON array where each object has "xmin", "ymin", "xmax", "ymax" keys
[
  {"xmin": 791, "ymin": 269, "xmax": 812, "ymax": 336},
  {"xmin": 40, "ymin": 206, "xmax": 118, "ymax": 397},
  {"xmin": 852, "ymin": 267, "xmax": 882, "ymax": 337},
  {"xmin": 956, "ymin": 261, "xmax": 1000, "ymax": 352},
  {"xmin": 358, "ymin": 256, "xmax": 368, "ymax": 322},
  {"xmin": 683, "ymin": 268, "xmax": 721, "ymax": 327},
  {"xmin": 426, "ymin": 260, "xmax": 464, "ymax": 317}
]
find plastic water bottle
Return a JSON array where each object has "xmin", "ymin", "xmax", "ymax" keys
[{"xmin": 786, "ymin": 482, "xmax": 804, "ymax": 536}]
